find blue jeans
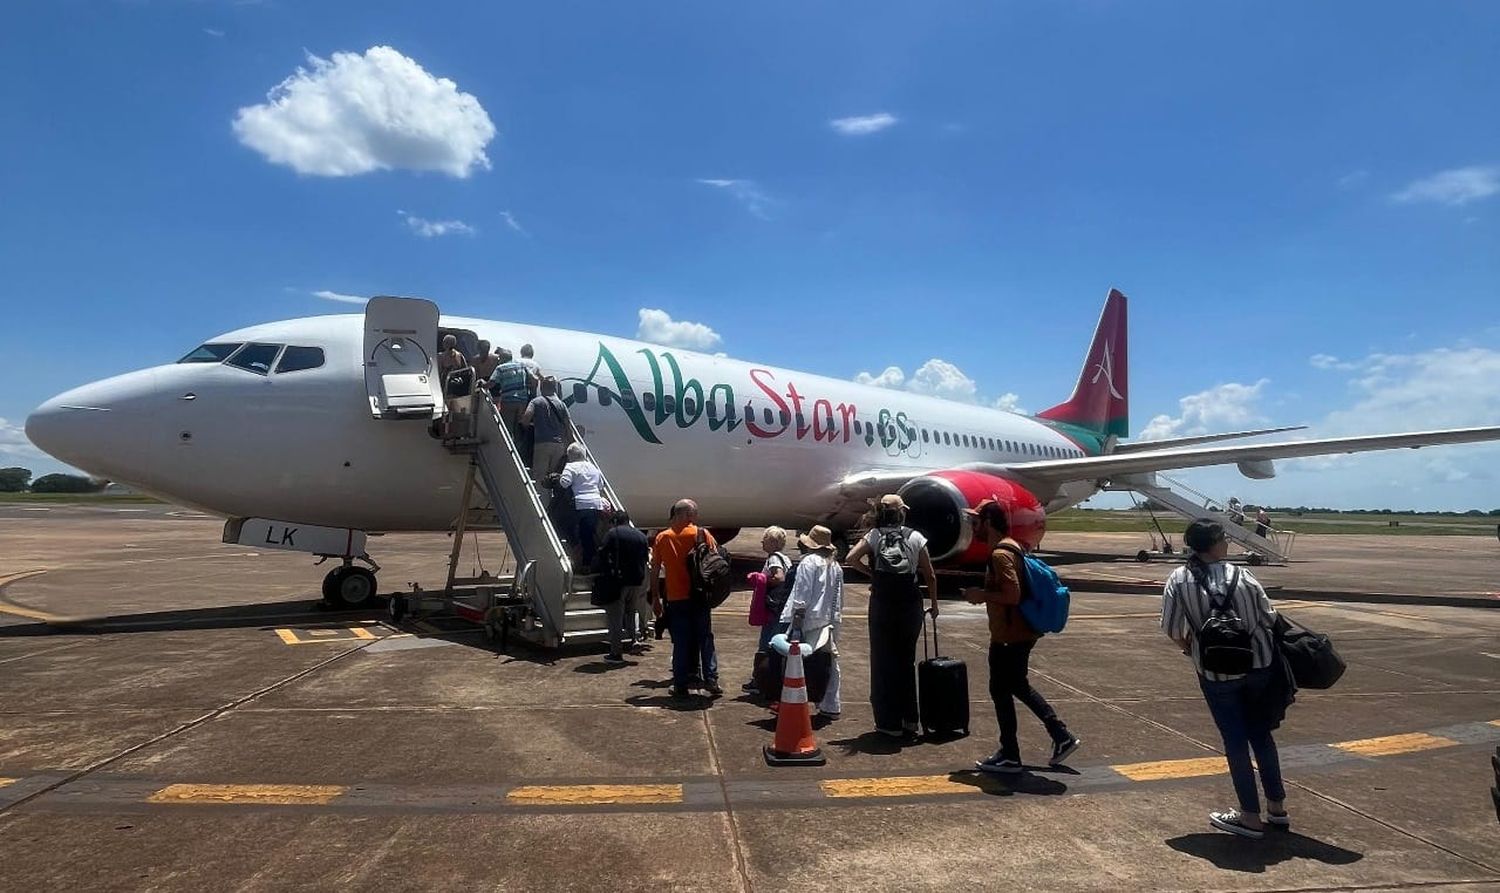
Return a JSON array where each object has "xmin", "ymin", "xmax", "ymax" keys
[
  {"xmin": 666, "ymin": 600, "xmax": 718, "ymax": 690},
  {"xmin": 1199, "ymin": 667, "xmax": 1287, "ymax": 814}
]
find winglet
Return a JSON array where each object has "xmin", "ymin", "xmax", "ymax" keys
[{"xmin": 1037, "ymin": 288, "xmax": 1129, "ymax": 438}]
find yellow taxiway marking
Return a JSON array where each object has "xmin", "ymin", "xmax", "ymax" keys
[
  {"xmin": 350, "ymin": 626, "xmax": 377, "ymax": 640},
  {"xmin": 0, "ymin": 777, "xmax": 16, "ymax": 789},
  {"xmin": 821, "ymin": 775, "xmax": 972, "ymax": 799},
  {"xmin": 274, "ymin": 626, "xmax": 389, "ymax": 645},
  {"xmin": 506, "ymin": 783, "xmax": 682, "ymax": 806},
  {"xmin": 1334, "ymin": 732, "xmax": 1457, "ymax": 757},
  {"xmin": 147, "ymin": 783, "xmax": 345, "ymax": 806},
  {"xmin": 0, "ymin": 570, "xmax": 72, "ymax": 624},
  {"xmin": 274, "ymin": 629, "xmax": 300, "ymax": 645},
  {"xmin": 1111, "ymin": 756, "xmax": 1228, "ymax": 782}
]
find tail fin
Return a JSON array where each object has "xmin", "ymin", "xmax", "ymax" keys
[{"xmin": 1037, "ymin": 288, "xmax": 1129, "ymax": 438}]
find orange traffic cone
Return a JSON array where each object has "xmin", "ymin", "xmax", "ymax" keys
[{"xmin": 763, "ymin": 641, "xmax": 826, "ymax": 766}]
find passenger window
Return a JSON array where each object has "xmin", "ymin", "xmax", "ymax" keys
[
  {"xmin": 684, "ymin": 397, "xmax": 698, "ymax": 415},
  {"xmin": 572, "ymin": 383, "xmax": 589, "ymax": 404},
  {"xmin": 226, "ymin": 343, "xmax": 282, "ymax": 375},
  {"xmin": 642, "ymin": 392, "xmax": 656, "ymax": 412},
  {"xmin": 795, "ymin": 413, "xmax": 806, "ymax": 430},
  {"xmin": 274, "ymin": 346, "xmax": 324, "ymax": 374},
  {"xmin": 780, "ymin": 410, "xmax": 791, "ymax": 426},
  {"xmin": 663, "ymin": 394, "xmax": 676, "ymax": 414},
  {"xmin": 942, "ymin": 432, "xmax": 951, "ymax": 445},
  {"xmin": 853, "ymin": 420, "xmax": 862, "ymax": 435},
  {"xmin": 706, "ymin": 399, "xmax": 718, "ymax": 420},
  {"xmin": 763, "ymin": 407, "xmax": 774, "ymax": 426},
  {"xmin": 179, "ymin": 342, "xmax": 243, "ymax": 364},
  {"xmin": 921, "ymin": 429, "xmax": 929, "ymax": 443},
  {"xmin": 598, "ymin": 389, "xmax": 613, "ymax": 407}
]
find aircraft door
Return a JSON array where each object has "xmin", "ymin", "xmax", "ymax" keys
[{"xmin": 364, "ymin": 296, "xmax": 442, "ymax": 419}]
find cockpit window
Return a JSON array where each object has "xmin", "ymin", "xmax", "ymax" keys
[
  {"xmin": 275, "ymin": 346, "xmax": 325, "ymax": 374},
  {"xmin": 178, "ymin": 342, "xmax": 243, "ymax": 364},
  {"xmin": 226, "ymin": 342, "xmax": 283, "ymax": 375}
]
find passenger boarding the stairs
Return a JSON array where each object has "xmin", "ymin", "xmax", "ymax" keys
[
  {"xmin": 437, "ymin": 334, "xmax": 472, "ymax": 441},
  {"xmin": 523, "ymin": 377, "xmax": 573, "ymax": 494},
  {"xmin": 1162, "ymin": 519, "xmax": 1289, "ymax": 840},
  {"xmin": 488, "ymin": 348, "xmax": 533, "ymax": 439},
  {"xmin": 558, "ymin": 443, "xmax": 606, "ymax": 567},
  {"xmin": 780, "ymin": 525, "xmax": 843, "ymax": 719},
  {"xmin": 964, "ymin": 500, "xmax": 1080, "ymax": 774}
]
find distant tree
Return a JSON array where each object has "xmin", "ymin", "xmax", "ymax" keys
[
  {"xmin": 1489, "ymin": 509, "xmax": 1500, "ymax": 517},
  {"xmin": 29, "ymin": 473, "xmax": 105, "ymax": 494},
  {"xmin": 0, "ymin": 467, "xmax": 31, "ymax": 492}
]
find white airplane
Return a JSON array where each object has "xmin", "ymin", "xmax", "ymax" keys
[{"xmin": 25, "ymin": 290, "xmax": 1500, "ymax": 607}]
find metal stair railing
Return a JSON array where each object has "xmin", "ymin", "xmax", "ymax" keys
[
  {"xmin": 1130, "ymin": 476, "xmax": 1291, "ymax": 563},
  {"xmin": 468, "ymin": 401, "xmax": 573, "ymax": 644}
]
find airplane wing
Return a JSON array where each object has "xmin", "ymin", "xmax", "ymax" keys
[
  {"xmin": 983, "ymin": 425, "xmax": 1500, "ymax": 485},
  {"xmin": 1107, "ymin": 425, "xmax": 1306, "ymax": 454}
]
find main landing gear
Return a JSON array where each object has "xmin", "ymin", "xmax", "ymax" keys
[{"xmin": 317, "ymin": 555, "xmax": 382, "ymax": 610}]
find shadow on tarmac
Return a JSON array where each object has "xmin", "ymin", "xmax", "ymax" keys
[
  {"xmin": 0, "ymin": 598, "xmax": 375, "ymax": 637},
  {"xmin": 1165, "ymin": 831, "xmax": 1364, "ymax": 873},
  {"xmin": 948, "ymin": 769, "xmax": 1069, "ymax": 797}
]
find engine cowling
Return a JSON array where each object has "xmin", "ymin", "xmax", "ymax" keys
[{"xmin": 898, "ymin": 471, "xmax": 1047, "ymax": 563}]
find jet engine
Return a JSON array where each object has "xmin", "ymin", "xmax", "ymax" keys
[{"xmin": 898, "ymin": 470, "xmax": 1047, "ymax": 563}]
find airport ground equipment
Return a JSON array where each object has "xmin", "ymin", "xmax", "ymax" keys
[
  {"xmin": 388, "ymin": 399, "xmax": 631, "ymax": 648},
  {"xmin": 1108, "ymin": 472, "xmax": 1295, "ymax": 565}
]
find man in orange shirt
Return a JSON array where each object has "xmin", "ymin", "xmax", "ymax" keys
[
  {"xmin": 650, "ymin": 498, "xmax": 721, "ymax": 699},
  {"xmin": 965, "ymin": 499, "xmax": 1079, "ymax": 774}
]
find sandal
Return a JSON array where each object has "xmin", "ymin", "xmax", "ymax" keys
[
  {"xmin": 1266, "ymin": 811, "xmax": 1290, "ymax": 829},
  {"xmin": 1209, "ymin": 809, "xmax": 1265, "ymax": 839}
]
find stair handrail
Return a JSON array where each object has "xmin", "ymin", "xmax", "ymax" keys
[{"xmin": 470, "ymin": 400, "xmax": 571, "ymax": 641}]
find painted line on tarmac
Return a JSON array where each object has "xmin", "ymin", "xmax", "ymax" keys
[
  {"xmin": 148, "ymin": 783, "xmax": 344, "ymax": 806},
  {"xmin": 272, "ymin": 623, "xmax": 403, "ymax": 645},
  {"xmin": 0, "ymin": 570, "xmax": 78, "ymax": 624},
  {"xmin": 506, "ymin": 783, "xmax": 682, "ymax": 806},
  {"xmin": 9, "ymin": 718, "xmax": 1499, "ymax": 816}
]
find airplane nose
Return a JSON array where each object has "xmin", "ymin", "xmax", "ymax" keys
[{"xmin": 25, "ymin": 370, "xmax": 160, "ymax": 484}]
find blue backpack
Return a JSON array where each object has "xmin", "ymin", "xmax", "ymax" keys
[{"xmin": 1003, "ymin": 545, "xmax": 1070, "ymax": 634}]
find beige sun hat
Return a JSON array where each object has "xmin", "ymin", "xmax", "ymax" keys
[{"xmin": 797, "ymin": 525, "xmax": 835, "ymax": 551}]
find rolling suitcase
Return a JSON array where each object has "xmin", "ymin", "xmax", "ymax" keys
[
  {"xmin": 918, "ymin": 612, "xmax": 969, "ymax": 738},
  {"xmin": 754, "ymin": 644, "xmax": 831, "ymax": 704}
]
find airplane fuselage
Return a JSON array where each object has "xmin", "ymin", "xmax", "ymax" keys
[{"xmin": 27, "ymin": 313, "xmax": 1101, "ymax": 534}]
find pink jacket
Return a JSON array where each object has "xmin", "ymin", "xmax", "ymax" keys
[{"xmin": 747, "ymin": 571, "xmax": 771, "ymax": 626}]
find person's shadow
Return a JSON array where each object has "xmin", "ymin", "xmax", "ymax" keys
[{"xmin": 1166, "ymin": 831, "xmax": 1363, "ymax": 874}]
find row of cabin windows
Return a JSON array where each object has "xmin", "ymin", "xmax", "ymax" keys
[{"xmin": 567, "ymin": 382, "xmax": 1084, "ymax": 458}]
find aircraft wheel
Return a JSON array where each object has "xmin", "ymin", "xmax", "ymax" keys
[
  {"xmin": 1136, "ymin": 550, "xmax": 1151, "ymax": 563},
  {"xmin": 324, "ymin": 567, "xmax": 378, "ymax": 609},
  {"xmin": 387, "ymin": 594, "xmax": 409, "ymax": 623},
  {"xmin": 1248, "ymin": 553, "xmax": 1264, "ymax": 566}
]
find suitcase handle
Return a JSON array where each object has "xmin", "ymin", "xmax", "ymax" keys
[{"xmin": 923, "ymin": 609, "xmax": 939, "ymax": 660}]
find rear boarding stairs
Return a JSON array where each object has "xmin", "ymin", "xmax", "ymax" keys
[{"xmin": 1106, "ymin": 472, "xmax": 1295, "ymax": 565}]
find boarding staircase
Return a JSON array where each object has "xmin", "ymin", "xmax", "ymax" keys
[
  {"xmin": 1106, "ymin": 472, "xmax": 1295, "ymax": 564},
  {"xmin": 431, "ymin": 398, "xmax": 630, "ymax": 647}
]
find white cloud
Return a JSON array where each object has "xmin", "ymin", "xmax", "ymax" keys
[
  {"xmin": 829, "ymin": 112, "xmax": 898, "ymax": 136},
  {"xmin": 1309, "ymin": 353, "xmax": 1356, "ymax": 371},
  {"xmin": 1391, "ymin": 165, "xmax": 1500, "ymax": 207},
  {"xmin": 0, "ymin": 418, "xmax": 45, "ymax": 463},
  {"xmin": 992, "ymin": 393, "xmax": 1026, "ymax": 413},
  {"xmin": 1139, "ymin": 380, "xmax": 1270, "ymax": 441},
  {"xmin": 1132, "ymin": 345, "xmax": 1500, "ymax": 510},
  {"xmin": 499, "ymin": 210, "xmax": 527, "ymax": 235},
  {"xmin": 696, "ymin": 178, "xmax": 772, "ymax": 219},
  {"xmin": 854, "ymin": 358, "xmax": 1020, "ymax": 408},
  {"xmin": 855, "ymin": 366, "xmax": 905, "ymax": 389},
  {"xmin": 203, "ymin": 28, "xmax": 225, "ymax": 38},
  {"xmin": 636, "ymin": 309, "xmax": 722, "ymax": 351},
  {"xmin": 233, "ymin": 46, "xmax": 496, "ymax": 178},
  {"xmin": 399, "ymin": 211, "xmax": 476, "ymax": 238},
  {"xmin": 906, "ymin": 359, "xmax": 978, "ymax": 402},
  {"xmin": 312, "ymin": 289, "xmax": 366, "ymax": 305}
]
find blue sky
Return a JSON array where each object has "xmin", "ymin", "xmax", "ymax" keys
[{"xmin": 2, "ymin": 1, "xmax": 1497, "ymax": 509}]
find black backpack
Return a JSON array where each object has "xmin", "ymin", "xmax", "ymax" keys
[
  {"xmin": 688, "ymin": 529, "xmax": 733, "ymax": 608},
  {"xmin": 1191, "ymin": 562, "xmax": 1256, "ymax": 676},
  {"xmin": 764, "ymin": 553, "xmax": 795, "ymax": 616},
  {"xmin": 872, "ymin": 527, "xmax": 916, "ymax": 577}
]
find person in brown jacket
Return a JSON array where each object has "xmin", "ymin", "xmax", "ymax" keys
[{"xmin": 964, "ymin": 499, "xmax": 1080, "ymax": 774}]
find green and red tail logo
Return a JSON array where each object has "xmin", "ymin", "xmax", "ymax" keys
[{"xmin": 1037, "ymin": 288, "xmax": 1129, "ymax": 439}]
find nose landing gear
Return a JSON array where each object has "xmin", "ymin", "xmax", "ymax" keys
[{"xmin": 316, "ymin": 554, "xmax": 382, "ymax": 610}]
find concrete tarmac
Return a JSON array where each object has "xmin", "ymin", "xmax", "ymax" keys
[{"xmin": 1, "ymin": 513, "xmax": 1498, "ymax": 891}]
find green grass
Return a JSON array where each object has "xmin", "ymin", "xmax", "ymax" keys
[
  {"xmin": 1049, "ymin": 509, "xmax": 1498, "ymax": 536},
  {"xmin": 0, "ymin": 492, "xmax": 163, "ymax": 504}
]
